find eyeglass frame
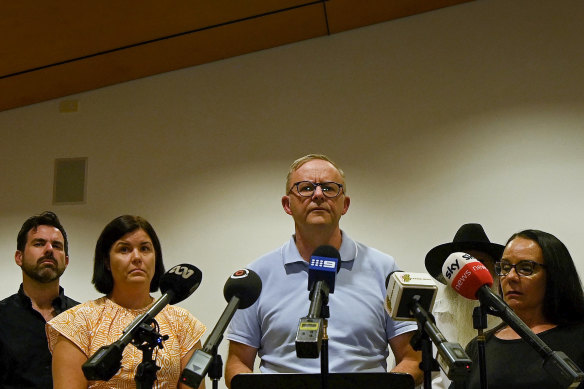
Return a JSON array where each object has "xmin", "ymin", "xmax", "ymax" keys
[
  {"xmin": 288, "ymin": 181, "xmax": 345, "ymax": 199},
  {"xmin": 494, "ymin": 260, "xmax": 547, "ymax": 277}
]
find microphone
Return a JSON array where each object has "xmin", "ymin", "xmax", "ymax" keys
[
  {"xmin": 441, "ymin": 252, "xmax": 493, "ymax": 300},
  {"xmin": 385, "ymin": 271, "xmax": 472, "ymax": 380},
  {"xmin": 180, "ymin": 268, "xmax": 262, "ymax": 388},
  {"xmin": 82, "ymin": 264, "xmax": 202, "ymax": 381},
  {"xmin": 442, "ymin": 252, "xmax": 584, "ymax": 389},
  {"xmin": 307, "ymin": 245, "xmax": 340, "ymax": 294},
  {"xmin": 295, "ymin": 245, "xmax": 341, "ymax": 359},
  {"xmin": 385, "ymin": 271, "xmax": 437, "ymax": 321}
]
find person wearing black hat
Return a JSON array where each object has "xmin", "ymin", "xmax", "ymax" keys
[
  {"xmin": 425, "ymin": 223, "xmax": 504, "ymax": 389},
  {"xmin": 425, "ymin": 223, "xmax": 505, "ymax": 284}
]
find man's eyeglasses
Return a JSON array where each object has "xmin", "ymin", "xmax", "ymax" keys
[
  {"xmin": 495, "ymin": 260, "xmax": 547, "ymax": 277},
  {"xmin": 289, "ymin": 181, "xmax": 344, "ymax": 198}
]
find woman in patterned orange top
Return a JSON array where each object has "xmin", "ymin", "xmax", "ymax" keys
[{"xmin": 47, "ymin": 215, "xmax": 207, "ymax": 389}]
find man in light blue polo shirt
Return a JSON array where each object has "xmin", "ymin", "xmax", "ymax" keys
[{"xmin": 224, "ymin": 154, "xmax": 422, "ymax": 387}]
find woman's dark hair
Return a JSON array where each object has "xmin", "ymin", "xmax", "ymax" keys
[
  {"xmin": 506, "ymin": 229, "xmax": 584, "ymax": 325},
  {"xmin": 92, "ymin": 215, "xmax": 165, "ymax": 294}
]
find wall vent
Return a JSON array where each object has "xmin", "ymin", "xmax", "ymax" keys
[{"xmin": 53, "ymin": 157, "xmax": 87, "ymax": 204}]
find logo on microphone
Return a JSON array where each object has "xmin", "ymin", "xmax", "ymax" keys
[
  {"xmin": 168, "ymin": 265, "xmax": 195, "ymax": 279},
  {"xmin": 454, "ymin": 270, "xmax": 472, "ymax": 291},
  {"xmin": 231, "ymin": 269, "xmax": 250, "ymax": 279},
  {"xmin": 444, "ymin": 259, "xmax": 460, "ymax": 280},
  {"xmin": 309, "ymin": 258, "xmax": 337, "ymax": 269}
]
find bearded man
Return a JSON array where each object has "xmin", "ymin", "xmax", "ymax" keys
[{"xmin": 0, "ymin": 211, "xmax": 79, "ymax": 389}]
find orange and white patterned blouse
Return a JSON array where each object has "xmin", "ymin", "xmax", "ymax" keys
[{"xmin": 46, "ymin": 297, "xmax": 206, "ymax": 389}]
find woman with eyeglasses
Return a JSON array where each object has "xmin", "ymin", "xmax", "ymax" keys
[{"xmin": 458, "ymin": 230, "xmax": 584, "ymax": 389}]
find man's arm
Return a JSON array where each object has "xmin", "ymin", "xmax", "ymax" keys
[
  {"xmin": 225, "ymin": 340, "xmax": 258, "ymax": 388},
  {"xmin": 389, "ymin": 331, "xmax": 423, "ymax": 386}
]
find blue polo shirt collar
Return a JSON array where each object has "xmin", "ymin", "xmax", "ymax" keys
[{"xmin": 282, "ymin": 230, "xmax": 357, "ymax": 266}]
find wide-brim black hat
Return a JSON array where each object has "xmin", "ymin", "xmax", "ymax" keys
[{"xmin": 425, "ymin": 223, "xmax": 505, "ymax": 283}]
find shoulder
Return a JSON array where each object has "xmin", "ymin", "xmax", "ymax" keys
[
  {"xmin": 63, "ymin": 296, "xmax": 81, "ymax": 307},
  {"xmin": 0, "ymin": 294, "xmax": 20, "ymax": 323},
  {"xmin": 251, "ymin": 246, "xmax": 281, "ymax": 264},
  {"xmin": 549, "ymin": 322, "xmax": 584, "ymax": 336},
  {"xmin": 484, "ymin": 323, "xmax": 506, "ymax": 340},
  {"xmin": 52, "ymin": 298, "xmax": 105, "ymax": 322},
  {"xmin": 464, "ymin": 336, "xmax": 479, "ymax": 355},
  {"xmin": 354, "ymin": 240, "xmax": 398, "ymax": 272},
  {"xmin": 160, "ymin": 305, "xmax": 207, "ymax": 338},
  {"xmin": 246, "ymin": 245, "xmax": 287, "ymax": 275},
  {"xmin": 358, "ymin": 243, "xmax": 394, "ymax": 260},
  {"xmin": 0, "ymin": 293, "xmax": 19, "ymax": 308},
  {"xmin": 466, "ymin": 323, "xmax": 506, "ymax": 348},
  {"xmin": 161, "ymin": 304, "xmax": 204, "ymax": 329},
  {"xmin": 162, "ymin": 304, "xmax": 194, "ymax": 319},
  {"xmin": 77, "ymin": 297, "xmax": 107, "ymax": 310}
]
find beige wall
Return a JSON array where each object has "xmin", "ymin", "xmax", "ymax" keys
[{"xmin": 1, "ymin": 0, "xmax": 583, "ymax": 386}]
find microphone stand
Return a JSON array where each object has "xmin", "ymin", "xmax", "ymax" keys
[
  {"xmin": 208, "ymin": 352, "xmax": 223, "ymax": 389},
  {"xmin": 410, "ymin": 329, "xmax": 436, "ymax": 389},
  {"xmin": 409, "ymin": 294, "xmax": 472, "ymax": 389},
  {"xmin": 409, "ymin": 299, "xmax": 439, "ymax": 389},
  {"xmin": 296, "ymin": 281, "xmax": 331, "ymax": 389},
  {"xmin": 472, "ymin": 305, "xmax": 489, "ymax": 389},
  {"xmin": 132, "ymin": 320, "xmax": 169, "ymax": 389},
  {"xmin": 320, "ymin": 305, "xmax": 330, "ymax": 389},
  {"xmin": 477, "ymin": 290, "xmax": 584, "ymax": 388}
]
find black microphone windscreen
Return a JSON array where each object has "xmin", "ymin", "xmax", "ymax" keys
[
  {"xmin": 223, "ymin": 269, "xmax": 262, "ymax": 309},
  {"xmin": 311, "ymin": 245, "xmax": 341, "ymax": 273},
  {"xmin": 159, "ymin": 264, "xmax": 202, "ymax": 304}
]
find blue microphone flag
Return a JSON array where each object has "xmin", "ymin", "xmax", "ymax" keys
[{"xmin": 307, "ymin": 245, "xmax": 340, "ymax": 293}]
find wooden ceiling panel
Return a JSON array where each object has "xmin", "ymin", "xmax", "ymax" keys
[
  {"xmin": 0, "ymin": 1, "xmax": 474, "ymax": 112},
  {"xmin": 0, "ymin": 1, "xmax": 321, "ymax": 77},
  {"xmin": 325, "ymin": 0, "xmax": 474, "ymax": 33},
  {"xmin": 0, "ymin": 3, "xmax": 328, "ymax": 112}
]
